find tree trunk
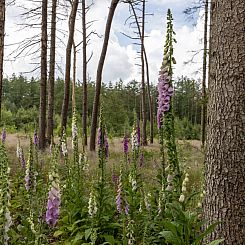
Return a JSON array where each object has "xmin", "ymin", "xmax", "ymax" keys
[
  {"xmin": 128, "ymin": 0, "xmax": 149, "ymax": 145},
  {"xmin": 204, "ymin": 1, "xmax": 245, "ymax": 243},
  {"xmin": 144, "ymin": 48, "xmax": 153, "ymax": 144},
  {"xmin": 39, "ymin": 0, "xmax": 48, "ymax": 150},
  {"xmin": 82, "ymin": 0, "xmax": 88, "ymax": 146},
  {"xmin": 141, "ymin": 0, "xmax": 147, "ymax": 146},
  {"xmin": 89, "ymin": 0, "xmax": 120, "ymax": 151},
  {"xmin": 0, "ymin": 0, "xmax": 5, "ymax": 122},
  {"xmin": 47, "ymin": 0, "xmax": 57, "ymax": 144},
  {"xmin": 201, "ymin": 0, "xmax": 208, "ymax": 147},
  {"xmin": 61, "ymin": 0, "xmax": 79, "ymax": 131},
  {"xmin": 72, "ymin": 40, "xmax": 76, "ymax": 110}
]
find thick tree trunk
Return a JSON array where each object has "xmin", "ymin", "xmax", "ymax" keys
[
  {"xmin": 39, "ymin": 0, "xmax": 48, "ymax": 150},
  {"xmin": 0, "ymin": 0, "xmax": 5, "ymax": 122},
  {"xmin": 47, "ymin": 0, "xmax": 57, "ymax": 144},
  {"xmin": 141, "ymin": 0, "xmax": 147, "ymax": 146},
  {"xmin": 61, "ymin": 0, "xmax": 79, "ymax": 131},
  {"xmin": 82, "ymin": 0, "xmax": 88, "ymax": 146},
  {"xmin": 89, "ymin": 0, "xmax": 120, "ymax": 151},
  {"xmin": 201, "ymin": 0, "xmax": 208, "ymax": 147},
  {"xmin": 204, "ymin": 1, "xmax": 245, "ymax": 243}
]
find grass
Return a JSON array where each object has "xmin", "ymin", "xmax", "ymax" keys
[{"xmin": 5, "ymin": 133, "xmax": 204, "ymax": 193}]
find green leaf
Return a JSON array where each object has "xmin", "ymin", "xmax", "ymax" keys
[
  {"xmin": 104, "ymin": 234, "xmax": 115, "ymax": 244},
  {"xmin": 159, "ymin": 231, "xmax": 181, "ymax": 245},
  {"xmin": 207, "ymin": 239, "xmax": 225, "ymax": 245},
  {"xmin": 54, "ymin": 230, "xmax": 64, "ymax": 237},
  {"xmin": 85, "ymin": 228, "xmax": 93, "ymax": 241},
  {"xmin": 195, "ymin": 222, "xmax": 221, "ymax": 244},
  {"xmin": 73, "ymin": 232, "xmax": 84, "ymax": 242}
]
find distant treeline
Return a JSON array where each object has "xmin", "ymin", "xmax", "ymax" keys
[{"xmin": 1, "ymin": 74, "xmax": 202, "ymax": 139}]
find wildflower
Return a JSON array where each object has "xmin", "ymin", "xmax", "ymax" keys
[
  {"xmin": 25, "ymin": 139, "xmax": 34, "ymax": 191},
  {"xmin": 179, "ymin": 194, "xmax": 185, "ymax": 203},
  {"xmin": 72, "ymin": 110, "xmax": 78, "ymax": 149},
  {"xmin": 137, "ymin": 123, "xmax": 140, "ymax": 145},
  {"xmin": 115, "ymin": 168, "xmax": 124, "ymax": 213},
  {"xmin": 33, "ymin": 130, "xmax": 38, "ymax": 147},
  {"xmin": 17, "ymin": 142, "xmax": 26, "ymax": 168},
  {"xmin": 182, "ymin": 186, "xmax": 187, "ymax": 192},
  {"xmin": 123, "ymin": 135, "xmax": 129, "ymax": 154},
  {"xmin": 1, "ymin": 127, "xmax": 6, "ymax": 143},
  {"xmin": 61, "ymin": 141, "xmax": 67, "ymax": 156},
  {"xmin": 97, "ymin": 127, "xmax": 109, "ymax": 158},
  {"xmin": 45, "ymin": 185, "xmax": 61, "ymax": 226},
  {"xmin": 125, "ymin": 201, "xmax": 129, "ymax": 215},
  {"xmin": 131, "ymin": 126, "xmax": 138, "ymax": 151},
  {"xmin": 129, "ymin": 174, "xmax": 137, "ymax": 191},
  {"xmin": 88, "ymin": 191, "xmax": 97, "ymax": 217},
  {"xmin": 116, "ymin": 185, "xmax": 122, "ymax": 214},
  {"xmin": 104, "ymin": 131, "xmax": 109, "ymax": 158},
  {"xmin": 157, "ymin": 72, "xmax": 174, "ymax": 129},
  {"xmin": 127, "ymin": 219, "xmax": 135, "ymax": 245},
  {"xmin": 166, "ymin": 184, "xmax": 173, "ymax": 191},
  {"xmin": 112, "ymin": 172, "xmax": 119, "ymax": 186},
  {"xmin": 45, "ymin": 147, "xmax": 61, "ymax": 227},
  {"xmin": 0, "ymin": 144, "xmax": 12, "ymax": 245},
  {"xmin": 167, "ymin": 174, "xmax": 173, "ymax": 183},
  {"xmin": 144, "ymin": 193, "xmax": 151, "ymax": 211}
]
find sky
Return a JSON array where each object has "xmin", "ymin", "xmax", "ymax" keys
[{"xmin": 4, "ymin": 0, "xmax": 204, "ymax": 85}]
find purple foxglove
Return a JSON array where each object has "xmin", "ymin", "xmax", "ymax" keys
[{"xmin": 1, "ymin": 128, "xmax": 6, "ymax": 143}]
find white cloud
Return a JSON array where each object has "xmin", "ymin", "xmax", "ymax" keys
[{"xmin": 3, "ymin": 1, "xmax": 204, "ymax": 85}]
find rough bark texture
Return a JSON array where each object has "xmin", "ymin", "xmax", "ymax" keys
[
  {"xmin": 82, "ymin": 0, "xmax": 88, "ymax": 146},
  {"xmin": 47, "ymin": 0, "xmax": 57, "ymax": 144},
  {"xmin": 39, "ymin": 0, "xmax": 48, "ymax": 150},
  {"xmin": 141, "ymin": 0, "xmax": 147, "ymax": 146},
  {"xmin": 61, "ymin": 0, "xmax": 79, "ymax": 131},
  {"xmin": 201, "ymin": 0, "xmax": 208, "ymax": 147},
  {"xmin": 204, "ymin": 1, "xmax": 245, "ymax": 243},
  {"xmin": 0, "ymin": 0, "xmax": 4, "ymax": 122},
  {"xmin": 89, "ymin": 0, "xmax": 120, "ymax": 151}
]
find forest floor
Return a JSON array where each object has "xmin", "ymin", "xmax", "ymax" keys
[{"xmin": 5, "ymin": 133, "xmax": 204, "ymax": 192}]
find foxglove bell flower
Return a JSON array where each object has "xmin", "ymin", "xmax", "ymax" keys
[
  {"xmin": 157, "ymin": 72, "xmax": 174, "ymax": 129},
  {"xmin": 123, "ymin": 135, "xmax": 129, "ymax": 154},
  {"xmin": 97, "ymin": 127, "xmax": 109, "ymax": 158},
  {"xmin": 72, "ymin": 110, "xmax": 78, "ymax": 149},
  {"xmin": 137, "ymin": 123, "xmax": 140, "ymax": 145},
  {"xmin": 1, "ymin": 128, "xmax": 6, "ymax": 143},
  {"xmin": 46, "ymin": 185, "xmax": 61, "ymax": 226},
  {"xmin": 46, "ymin": 147, "xmax": 61, "ymax": 227},
  {"xmin": 131, "ymin": 127, "xmax": 138, "ymax": 151},
  {"xmin": 33, "ymin": 130, "xmax": 38, "ymax": 147},
  {"xmin": 17, "ymin": 143, "xmax": 26, "ymax": 168},
  {"xmin": 88, "ymin": 191, "xmax": 97, "ymax": 217},
  {"xmin": 25, "ymin": 139, "xmax": 34, "ymax": 191}
]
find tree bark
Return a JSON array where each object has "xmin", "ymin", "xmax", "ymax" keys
[
  {"xmin": 204, "ymin": 1, "xmax": 245, "ymax": 243},
  {"xmin": 0, "ymin": 0, "xmax": 5, "ymax": 122},
  {"xmin": 144, "ymin": 40, "xmax": 153, "ymax": 144},
  {"xmin": 61, "ymin": 0, "xmax": 79, "ymax": 131},
  {"xmin": 201, "ymin": 0, "xmax": 208, "ymax": 147},
  {"xmin": 89, "ymin": 0, "xmax": 120, "ymax": 151},
  {"xmin": 39, "ymin": 0, "xmax": 48, "ymax": 150},
  {"xmin": 47, "ymin": 0, "xmax": 57, "ymax": 144},
  {"xmin": 141, "ymin": 0, "xmax": 147, "ymax": 146},
  {"xmin": 82, "ymin": 0, "xmax": 88, "ymax": 146},
  {"xmin": 72, "ymin": 40, "xmax": 76, "ymax": 110}
]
